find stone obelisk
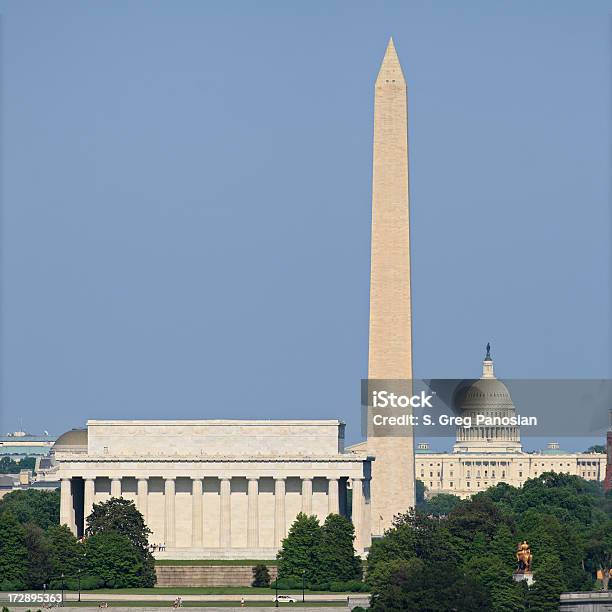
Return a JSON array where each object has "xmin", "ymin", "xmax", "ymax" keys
[{"xmin": 367, "ymin": 38, "xmax": 415, "ymax": 535}]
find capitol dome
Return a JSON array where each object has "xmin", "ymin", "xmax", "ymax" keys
[
  {"xmin": 457, "ymin": 375, "xmax": 515, "ymax": 413},
  {"xmin": 453, "ymin": 345, "xmax": 522, "ymax": 454}
]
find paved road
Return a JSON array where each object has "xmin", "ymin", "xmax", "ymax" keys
[
  {"xmin": 11, "ymin": 608, "xmax": 355, "ymax": 612},
  {"xmin": 67, "ymin": 594, "xmax": 368, "ymax": 603}
]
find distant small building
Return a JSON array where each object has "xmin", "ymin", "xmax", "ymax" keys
[
  {"xmin": 0, "ymin": 431, "xmax": 55, "ymax": 458},
  {"xmin": 0, "ymin": 470, "xmax": 59, "ymax": 500},
  {"xmin": 0, "ymin": 474, "xmax": 20, "ymax": 499}
]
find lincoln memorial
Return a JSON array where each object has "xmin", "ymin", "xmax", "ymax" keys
[
  {"xmin": 52, "ymin": 39, "xmax": 417, "ymax": 560},
  {"xmin": 54, "ymin": 420, "xmax": 373, "ymax": 558}
]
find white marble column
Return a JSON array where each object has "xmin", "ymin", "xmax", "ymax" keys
[
  {"xmin": 328, "ymin": 478, "xmax": 339, "ymax": 515},
  {"xmin": 247, "ymin": 478, "xmax": 259, "ymax": 548},
  {"xmin": 164, "ymin": 478, "xmax": 176, "ymax": 548},
  {"xmin": 111, "ymin": 478, "xmax": 121, "ymax": 498},
  {"xmin": 192, "ymin": 478, "xmax": 204, "ymax": 548},
  {"xmin": 362, "ymin": 478, "xmax": 372, "ymax": 551},
  {"xmin": 137, "ymin": 478, "xmax": 148, "ymax": 525},
  {"xmin": 301, "ymin": 477, "xmax": 313, "ymax": 515},
  {"xmin": 351, "ymin": 477, "xmax": 364, "ymax": 551},
  {"xmin": 274, "ymin": 478, "xmax": 286, "ymax": 548},
  {"xmin": 60, "ymin": 478, "xmax": 76, "ymax": 534},
  {"xmin": 83, "ymin": 478, "xmax": 95, "ymax": 530},
  {"xmin": 219, "ymin": 478, "xmax": 231, "ymax": 549}
]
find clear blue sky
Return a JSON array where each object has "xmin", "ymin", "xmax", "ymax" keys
[{"xmin": 0, "ymin": 2, "xmax": 610, "ymax": 448}]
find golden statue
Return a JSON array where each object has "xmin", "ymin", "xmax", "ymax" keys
[{"xmin": 516, "ymin": 541, "xmax": 533, "ymax": 573}]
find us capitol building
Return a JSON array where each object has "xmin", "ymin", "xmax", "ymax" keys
[{"xmin": 413, "ymin": 348, "xmax": 606, "ymax": 499}]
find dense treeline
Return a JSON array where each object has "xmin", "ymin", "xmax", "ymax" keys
[
  {"xmin": 1, "ymin": 472, "xmax": 610, "ymax": 607},
  {"xmin": 0, "ymin": 456, "xmax": 36, "ymax": 474},
  {"xmin": 0, "ymin": 492, "xmax": 155, "ymax": 589},
  {"xmin": 0, "ymin": 489, "xmax": 59, "ymax": 528},
  {"xmin": 369, "ymin": 473, "xmax": 612, "ymax": 611}
]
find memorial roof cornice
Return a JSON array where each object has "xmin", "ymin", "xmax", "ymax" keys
[
  {"xmin": 54, "ymin": 453, "xmax": 372, "ymax": 463},
  {"xmin": 87, "ymin": 419, "xmax": 345, "ymax": 426}
]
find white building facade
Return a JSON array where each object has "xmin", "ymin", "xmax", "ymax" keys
[
  {"xmin": 54, "ymin": 420, "xmax": 373, "ymax": 558},
  {"xmin": 416, "ymin": 447, "xmax": 605, "ymax": 499}
]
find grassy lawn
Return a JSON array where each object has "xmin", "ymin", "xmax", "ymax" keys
[
  {"xmin": 70, "ymin": 588, "xmax": 341, "ymax": 595},
  {"xmin": 155, "ymin": 560, "xmax": 278, "ymax": 567}
]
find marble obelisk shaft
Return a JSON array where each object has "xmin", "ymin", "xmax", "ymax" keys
[{"xmin": 367, "ymin": 38, "xmax": 415, "ymax": 535}]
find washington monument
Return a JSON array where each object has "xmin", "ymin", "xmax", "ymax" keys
[{"xmin": 366, "ymin": 38, "xmax": 416, "ymax": 535}]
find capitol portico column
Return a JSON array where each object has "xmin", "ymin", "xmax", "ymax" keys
[
  {"xmin": 328, "ymin": 478, "xmax": 339, "ymax": 515},
  {"xmin": 192, "ymin": 478, "xmax": 204, "ymax": 548},
  {"xmin": 351, "ymin": 477, "xmax": 364, "ymax": 551},
  {"xmin": 301, "ymin": 478, "xmax": 313, "ymax": 515},
  {"xmin": 137, "ymin": 478, "xmax": 148, "ymax": 526},
  {"xmin": 247, "ymin": 478, "xmax": 259, "ymax": 548},
  {"xmin": 111, "ymin": 478, "xmax": 121, "ymax": 498},
  {"xmin": 83, "ymin": 478, "xmax": 95, "ymax": 530},
  {"xmin": 274, "ymin": 478, "xmax": 286, "ymax": 548},
  {"xmin": 60, "ymin": 478, "xmax": 76, "ymax": 535},
  {"xmin": 219, "ymin": 478, "xmax": 231, "ymax": 549},
  {"xmin": 164, "ymin": 478, "xmax": 176, "ymax": 548}
]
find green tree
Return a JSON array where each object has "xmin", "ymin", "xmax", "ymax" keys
[
  {"xmin": 367, "ymin": 514, "xmax": 416, "ymax": 576},
  {"xmin": 277, "ymin": 513, "xmax": 322, "ymax": 584},
  {"xmin": 317, "ymin": 514, "xmax": 362, "ymax": 582},
  {"xmin": 466, "ymin": 553, "xmax": 509, "ymax": 595},
  {"xmin": 368, "ymin": 558, "xmax": 423, "ymax": 612},
  {"xmin": 85, "ymin": 532, "xmax": 144, "ymax": 588},
  {"xmin": 448, "ymin": 496, "xmax": 510, "ymax": 543},
  {"xmin": 586, "ymin": 445, "xmax": 605, "ymax": 454},
  {"xmin": 465, "ymin": 551, "xmax": 526, "ymax": 610},
  {"xmin": 490, "ymin": 579, "xmax": 526, "ymax": 612},
  {"xmin": 369, "ymin": 557, "xmax": 490, "ymax": 612},
  {"xmin": 480, "ymin": 482, "xmax": 521, "ymax": 516},
  {"xmin": 485, "ymin": 473, "xmax": 601, "ymax": 528},
  {"xmin": 491, "ymin": 524, "xmax": 518, "ymax": 574},
  {"xmin": 23, "ymin": 523, "xmax": 52, "ymax": 589},
  {"xmin": 525, "ymin": 553, "xmax": 566, "ymax": 612},
  {"xmin": 252, "ymin": 564, "xmax": 270, "ymax": 587},
  {"xmin": 0, "ymin": 489, "xmax": 60, "ymax": 529},
  {"xmin": 585, "ymin": 520, "xmax": 612, "ymax": 590},
  {"xmin": 419, "ymin": 493, "xmax": 461, "ymax": 517},
  {"xmin": 85, "ymin": 497, "xmax": 155, "ymax": 586},
  {"xmin": 367, "ymin": 509, "xmax": 458, "ymax": 579},
  {"xmin": 514, "ymin": 473, "xmax": 598, "ymax": 530},
  {"xmin": 0, "ymin": 512, "xmax": 27, "ymax": 590},
  {"xmin": 0, "ymin": 456, "xmax": 35, "ymax": 474},
  {"xmin": 0, "ymin": 457, "xmax": 18, "ymax": 474},
  {"xmin": 46, "ymin": 524, "xmax": 82, "ymax": 579},
  {"xmin": 518, "ymin": 510, "xmax": 588, "ymax": 591},
  {"xmin": 446, "ymin": 496, "xmax": 512, "ymax": 564},
  {"xmin": 415, "ymin": 479, "xmax": 426, "ymax": 504},
  {"xmin": 17, "ymin": 457, "xmax": 36, "ymax": 471}
]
